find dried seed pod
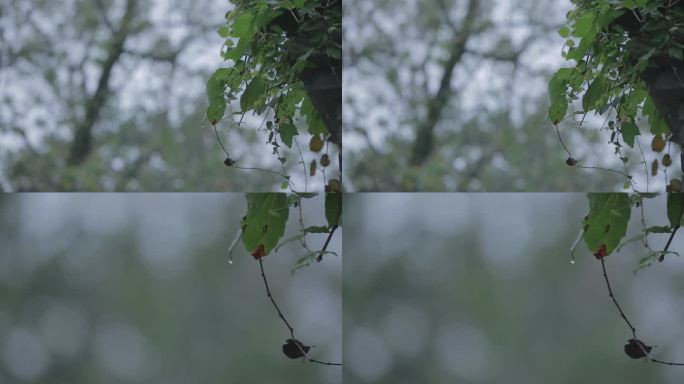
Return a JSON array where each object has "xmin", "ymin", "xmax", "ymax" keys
[
  {"xmin": 282, "ymin": 339, "xmax": 311, "ymax": 359},
  {"xmin": 651, "ymin": 159, "xmax": 659, "ymax": 176},
  {"xmin": 663, "ymin": 154, "xmax": 672, "ymax": 167},
  {"xmin": 224, "ymin": 157, "xmax": 236, "ymax": 167},
  {"xmin": 651, "ymin": 135, "xmax": 666, "ymax": 152},
  {"xmin": 566, "ymin": 157, "xmax": 577, "ymax": 166},
  {"xmin": 309, "ymin": 159, "xmax": 317, "ymax": 177},
  {"xmin": 624, "ymin": 339, "xmax": 652, "ymax": 359},
  {"xmin": 326, "ymin": 179, "xmax": 341, "ymax": 193},
  {"xmin": 669, "ymin": 179, "xmax": 682, "ymax": 193},
  {"xmin": 309, "ymin": 135, "xmax": 324, "ymax": 152},
  {"xmin": 320, "ymin": 154, "xmax": 331, "ymax": 167}
]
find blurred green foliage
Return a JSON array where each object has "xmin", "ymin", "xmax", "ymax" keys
[
  {"xmin": 343, "ymin": 193, "xmax": 684, "ymax": 383},
  {"xmin": 0, "ymin": 0, "xmax": 309, "ymax": 191},
  {"xmin": 0, "ymin": 194, "xmax": 341, "ymax": 383},
  {"xmin": 343, "ymin": 0, "xmax": 631, "ymax": 191}
]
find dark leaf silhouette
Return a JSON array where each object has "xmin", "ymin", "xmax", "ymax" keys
[
  {"xmin": 282, "ymin": 339, "xmax": 311, "ymax": 359},
  {"xmin": 624, "ymin": 338, "xmax": 652, "ymax": 359}
]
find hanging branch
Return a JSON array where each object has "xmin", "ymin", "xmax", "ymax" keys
[
  {"xmin": 213, "ymin": 123, "xmax": 292, "ymax": 181},
  {"xmin": 258, "ymin": 258, "xmax": 342, "ymax": 366},
  {"xmin": 600, "ymin": 257, "xmax": 684, "ymax": 365},
  {"xmin": 554, "ymin": 123, "xmax": 635, "ymax": 184}
]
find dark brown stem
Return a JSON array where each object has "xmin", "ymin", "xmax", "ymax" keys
[
  {"xmin": 258, "ymin": 258, "xmax": 341, "ymax": 366},
  {"xmin": 316, "ymin": 225, "xmax": 338, "ymax": 262}
]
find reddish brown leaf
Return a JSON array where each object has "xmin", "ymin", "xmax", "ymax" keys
[
  {"xmin": 251, "ymin": 244, "xmax": 266, "ymax": 259},
  {"xmin": 593, "ymin": 243, "xmax": 608, "ymax": 259}
]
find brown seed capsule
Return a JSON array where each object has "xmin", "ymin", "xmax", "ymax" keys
[
  {"xmin": 663, "ymin": 154, "xmax": 672, "ymax": 167},
  {"xmin": 320, "ymin": 154, "xmax": 331, "ymax": 167},
  {"xmin": 566, "ymin": 157, "xmax": 577, "ymax": 166},
  {"xmin": 651, "ymin": 159, "xmax": 659, "ymax": 176},
  {"xmin": 624, "ymin": 339, "xmax": 652, "ymax": 359},
  {"xmin": 282, "ymin": 339, "xmax": 310, "ymax": 359},
  {"xmin": 652, "ymin": 135, "xmax": 666, "ymax": 152},
  {"xmin": 309, "ymin": 135, "xmax": 324, "ymax": 152},
  {"xmin": 224, "ymin": 157, "xmax": 236, "ymax": 167},
  {"xmin": 309, "ymin": 159, "xmax": 317, "ymax": 177},
  {"xmin": 327, "ymin": 179, "xmax": 341, "ymax": 193},
  {"xmin": 669, "ymin": 179, "xmax": 682, "ymax": 193}
]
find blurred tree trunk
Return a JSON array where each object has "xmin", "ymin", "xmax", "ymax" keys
[
  {"xmin": 68, "ymin": 0, "xmax": 137, "ymax": 165},
  {"xmin": 410, "ymin": 0, "xmax": 478, "ymax": 166}
]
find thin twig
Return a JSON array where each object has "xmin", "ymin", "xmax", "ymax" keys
[
  {"xmin": 316, "ymin": 225, "xmax": 338, "ymax": 262},
  {"xmin": 601, "ymin": 258, "xmax": 637, "ymax": 336},
  {"xmin": 554, "ymin": 123, "xmax": 572, "ymax": 157},
  {"xmin": 258, "ymin": 258, "xmax": 342, "ymax": 366},
  {"xmin": 214, "ymin": 123, "xmax": 291, "ymax": 180}
]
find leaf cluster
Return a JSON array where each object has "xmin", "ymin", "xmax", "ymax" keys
[
  {"xmin": 549, "ymin": 0, "xmax": 682, "ymax": 157},
  {"xmin": 240, "ymin": 192, "xmax": 341, "ymax": 271},
  {"xmin": 206, "ymin": 0, "xmax": 341, "ymax": 153}
]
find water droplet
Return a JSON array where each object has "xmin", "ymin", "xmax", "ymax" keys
[
  {"xmin": 570, "ymin": 258, "xmax": 575, "ymax": 264},
  {"xmin": 227, "ymin": 258, "xmax": 233, "ymax": 264}
]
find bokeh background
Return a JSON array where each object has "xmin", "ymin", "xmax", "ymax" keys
[
  {"xmin": 343, "ymin": 0, "xmax": 673, "ymax": 191},
  {"xmin": 344, "ymin": 193, "xmax": 684, "ymax": 383},
  {"xmin": 0, "ymin": 194, "xmax": 341, "ymax": 383},
  {"xmin": 0, "ymin": 0, "xmax": 328, "ymax": 191}
]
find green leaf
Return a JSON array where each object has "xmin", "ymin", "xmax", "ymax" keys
[
  {"xmin": 206, "ymin": 69, "xmax": 229, "ymax": 122},
  {"xmin": 292, "ymin": 252, "xmax": 317, "ymax": 272},
  {"xmin": 232, "ymin": 12, "xmax": 255, "ymax": 38},
  {"xmin": 621, "ymin": 122, "xmax": 640, "ymax": 148},
  {"xmin": 566, "ymin": 36, "xmax": 593, "ymax": 61},
  {"xmin": 582, "ymin": 76, "xmax": 607, "ymax": 112},
  {"xmin": 547, "ymin": 68, "xmax": 574, "ymax": 122},
  {"xmin": 218, "ymin": 25, "xmax": 230, "ymax": 38},
  {"xmin": 301, "ymin": 96, "xmax": 328, "ymax": 136},
  {"xmin": 644, "ymin": 95, "xmax": 670, "ymax": 135},
  {"xmin": 667, "ymin": 193, "xmax": 684, "ymax": 227},
  {"xmin": 224, "ymin": 38, "xmax": 250, "ymax": 62},
  {"xmin": 573, "ymin": 13, "xmax": 597, "ymax": 38},
  {"xmin": 325, "ymin": 193, "xmax": 341, "ymax": 228},
  {"xmin": 242, "ymin": 193, "xmax": 290, "ymax": 257},
  {"xmin": 548, "ymin": 68, "xmax": 573, "ymax": 97},
  {"xmin": 645, "ymin": 225, "xmax": 672, "ymax": 234},
  {"xmin": 278, "ymin": 123, "xmax": 298, "ymax": 148},
  {"xmin": 240, "ymin": 76, "xmax": 267, "ymax": 112},
  {"xmin": 291, "ymin": 251, "xmax": 338, "ymax": 273},
  {"xmin": 584, "ymin": 193, "xmax": 632, "ymax": 258},
  {"xmin": 548, "ymin": 97, "xmax": 568, "ymax": 123},
  {"xmin": 303, "ymin": 225, "xmax": 330, "ymax": 233},
  {"xmin": 274, "ymin": 232, "xmax": 306, "ymax": 252}
]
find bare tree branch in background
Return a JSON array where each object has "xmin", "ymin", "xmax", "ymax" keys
[
  {"xmin": 344, "ymin": 0, "xmax": 621, "ymax": 191},
  {"xmin": 410, "ymin": 0, "xmax": 479, "ymax": 165},
  {"xmin": 69, "ymin": 0, "xmax": 137, "ymax": 165}
]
